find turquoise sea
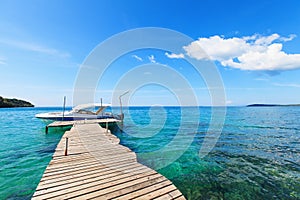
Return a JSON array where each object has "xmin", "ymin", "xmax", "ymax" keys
[{"xmin": 0, "ymin": 106, "xmax": 299, "ymax": 199}]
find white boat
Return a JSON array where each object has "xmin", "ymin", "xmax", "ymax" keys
[{"xmin": 35, "ymin": 103, "xmax": 121, "ymax": 121}]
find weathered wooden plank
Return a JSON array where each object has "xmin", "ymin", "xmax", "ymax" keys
[
  {"xmin": 113, "ymin": 180, "xmax": 172, "ymax": 200},
  {"xmin": 174, "ymin": 195, "xmax": 186, "ymax": 200},
  {"xmin": 166, "ymin": 190, "xmax": 184, "ymax": 199},
  {"xmin": 132, "ymin": 185, "xmax": 178, "ymax": 200},
  {"xmin": 34, "ymin": 171, "xmax": 159, "ymax": 199},
  {"xmin": 37, "ymin": 161, "xmax": 145, "ymax": 187},
  {"xmin": 45, "ymin": 159, "xmax": 99, "ymax": 172},
  {"xmin": 67, "ymin": 173, "xmax": 165, "ymax": 199},
  {"xmin": 87, "ymin": 178, "xmax": 170, "ymax": 200},
  {"xmin": 42, "ymin": 162, "xmax": 104, "ymax": 178},
  {"xmin": 153, "ymin": 189, "xmax": 184, "ymax": 200},
  {"xmin": 34, "ymin": 168, "xmax": 155, "ymax": 198},
  {"xmin": 37, "ymin": 165, "xmax": 151, "ymax": 191}
]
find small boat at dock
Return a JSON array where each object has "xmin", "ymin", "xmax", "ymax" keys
[{"xmin": 35, "ymin": 103, "xmax": 121, "ymax": 121}]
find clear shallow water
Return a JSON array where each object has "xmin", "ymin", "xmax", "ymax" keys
[
  {"xmin": 0, "ymin": 107, "xmax": 66, "ymax": 199},
  {"xmin": 115, "ymin": 106, "xmax": 300, "ymax": 200},
  {"xmin": 0, "ymin": 106, "xmax": 299, "ymax": 199}
]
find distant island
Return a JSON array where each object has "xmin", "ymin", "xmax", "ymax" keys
[
  {"xmin": 0, "ymin": 96, "xmax": 34, "ymax": 108},
  {"xmin": 247, "ymin": 104, "xmax": 300, "ymax": 107}
]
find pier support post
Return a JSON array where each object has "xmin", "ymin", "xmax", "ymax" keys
[
  {"xmin": 64, "ymin": 137, "xmax": 68, "ymax": 156},
  {"xmin": 45, "ymin": 126, "xmax": 49, "ymax": 134},
  {"xmin": 106, "ymin": 121, "xmax": 108, "ymax": 132}
]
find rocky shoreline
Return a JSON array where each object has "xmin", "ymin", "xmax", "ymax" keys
[{"xmin": 0, "ymin": 96, "xmax": 34, "ymax": 108}]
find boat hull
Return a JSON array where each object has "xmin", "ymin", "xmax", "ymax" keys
[{"xmin": 36, "ymin": 115, "xmax": 116, "ymax": 121}]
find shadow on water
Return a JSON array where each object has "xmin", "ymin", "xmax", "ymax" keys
[{"xmin": 36, "ymin": 143, "xmax": 57, "ymax": 154}]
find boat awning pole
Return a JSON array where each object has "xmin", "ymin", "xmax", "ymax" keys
[
  {"xmin": 101, "ymin": 98, "xmax": 103, "ymax": 116},
  {"xmin": 62, "ymin": 96, "xmax": 66, "ymax": 121},
  {"xmin": 119, "ymin": 91, "xmax": 129, "ymax": 122}
]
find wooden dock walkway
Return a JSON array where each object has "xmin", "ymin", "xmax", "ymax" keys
[
  {"xmin": 32, "ymin": 123, "xmax": 185, "ymax": 199},
  {"xmin": 45, "ymin": 119, "xmax": 120, "ymax": 133}
]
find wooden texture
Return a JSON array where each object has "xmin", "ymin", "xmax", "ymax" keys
[
  {"xmin": 47, "ymin": 118, "xmax": 120, "ymax": 127},
  {"xmin": 32, "ymin": 123, "xmax": 185, "ymax": 200}
]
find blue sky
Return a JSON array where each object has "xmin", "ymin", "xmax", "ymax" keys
[{"xmin": 1, "ymin": 0, "xmax": 300, "ymax": 106}]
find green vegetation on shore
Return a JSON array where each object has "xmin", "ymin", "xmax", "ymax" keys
[{"xmin": 0, "ymin": 96, "xmax": 34, "ymax": 108}]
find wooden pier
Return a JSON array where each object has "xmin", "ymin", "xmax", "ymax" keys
[{"xmin": 32, "ymin": 122, "xmax": 185, "ymax": 199}]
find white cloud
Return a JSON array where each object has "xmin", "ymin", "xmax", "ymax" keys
[
  {"xmin": 273, "ymin": 82, "xmax": 300, "ymax": 88},
  {"xmin": 148, "ymin": 55, "xmax": 157, "ymax": 63},
  {"xmin": 132, "ymin": 54, "xmax": 143, "ymax": 61},
  {"xmin": 165, "ymin": 52, "xmax": 184, "ymax": 59},
  {"xmin": 184, "ymin": 35, "xmax": 249, "ymax": 61},
  {"xmin": 254, "ymin": 33, "xmax": 280, "ymax": 45},
  {"xmin": 0, "ymin": 39, "xmax": 70, "ymax": 58},
  {"xmin": 254, "ymin": 78, "xmax": 269, "ymax": 81},
  {"xmin": 183, "ymin": 33, "xmax": 300, "ymax": 71},
  {"xmin": 0, "ymin": 56, "xmax": 6, "ymax": 65},
  {"xmin": 280, "ymin": 34, "xmax": 296, "ymax": 42},
  {"xmin": 226, "ymin": 100, "xmax": 233, "ymax": 105}
]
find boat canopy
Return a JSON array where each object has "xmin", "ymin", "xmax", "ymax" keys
[{"xmin": 72, "ymin": 103, "xmax": 111, "ymax": 111}]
